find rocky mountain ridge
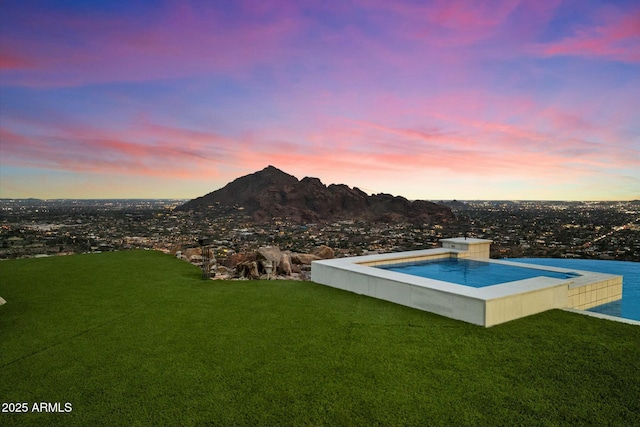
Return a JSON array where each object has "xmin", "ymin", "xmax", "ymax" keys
[{"xmin": 177, "ymin": 166, "xmax": 454, "ymax": 224}]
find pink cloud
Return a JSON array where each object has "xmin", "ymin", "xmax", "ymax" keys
[
  {"xmin": 0, "ymin": 1, "xmax": 303, "ymax": 87},
  {"xmin": 3, "ymin": 99, "xmax": 637, "ymax": 198},
  {"xmin": 538, "ymin": 9, "xmax": 640, "ymax": 62},
  {"xmin": 0, "ymin": 51, "xmax": 37, "ymax": 70},
  {"xmin": 228, "ymin": 112, "xmax": 615, "ymax": 188},
  {"xmin": 348, "ymin": 86, "xmax": 638, "ymax": 168},
  {"xmin": 423, "ymin": 0, "xmax": 520, "ymax": 33},
  {"xmin": 348, "ymin": 0, "xmax": 563, "ymax": 67},
  {"xmin": 357, "ymin": 0, "xmax": 521, "ymax": 42},
  {"xmin": 291, "ymin": 90, "xmax": 640, "ymax": 183},
  {"xmin": 0, "ymin": 0, "xmax": 553, "ymax": 89},
  {"xmin": 239, "ymin": 83, "xmax": 636, "ymax": 190},
  {"xmin": 0, "ymin": 122, "xmax": 235, "ymax": 179}
]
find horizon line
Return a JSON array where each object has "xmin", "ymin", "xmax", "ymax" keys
[{"xmin": 1, "ymin": 197, "xmax": 637, "ymax": 203}]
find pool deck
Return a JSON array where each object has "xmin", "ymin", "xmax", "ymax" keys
[{"xmin": 311, "ymin": 238, "xmax": 623, "ymax": 327}]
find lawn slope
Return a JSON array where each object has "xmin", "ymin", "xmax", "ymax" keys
[{"xmin": 1, "ymin": 251, "xmax": 639, "ymax": 426}]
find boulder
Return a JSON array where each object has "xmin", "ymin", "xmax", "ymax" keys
[
  {"xmin": 312, "ymin": 245, "xmax": 334, "ymax": 259},
  {"xmin": 257, "ymin": 247, "xmax": 283, "ymax": 277},
  {"xmin": 257, "ymin": 246, "xmax": 282, "ymax": 263},
  {"xmin": 211, "ymin": 265, "xmax": 234, "ymax": 280},
  {"xmin": 278, "ymin": 252, "xmax": 293, "ymax": 276},
  {"xmin": 291, "ymin": 253, "xmax": 322, "ymax": 265},
  {"xmin": 247, "ymin": 261, "xmax": 261, "ymax": 279},
  {"xmin": 189, "ymin": 254, "xmax": 203, "ymax": 263},
  {"xmin": 236, "ymin": 261, "xmax": 261, "ymax": 279},
  {"xmin": 226, "ymin": 252, "xmax": 256, "ymax": 268},
  {"xmin": 184, "ymin": 247, "xmax": 206, "ymax": 259}
]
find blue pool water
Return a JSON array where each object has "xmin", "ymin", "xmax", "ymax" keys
[
  {"xmin": 509, "ymin": 258, "xmax": 640, "ymax": 322},
  {"xmin": 377, "ymin": 258, "xmax": 581, "ymax": 288}
]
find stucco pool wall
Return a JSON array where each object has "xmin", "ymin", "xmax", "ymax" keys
[{"xmin": 311, "ymin": 238, "xmax": 622, "ymax": 327}]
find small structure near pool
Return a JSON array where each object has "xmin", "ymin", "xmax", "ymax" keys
[{"xmin": 311, "ymin": 237, "xmax": 622, "ymax": 327}]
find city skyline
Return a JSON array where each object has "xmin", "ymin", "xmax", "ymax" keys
[{"xmin": 1, "ymin": 0, "xmax": 639, "ymax": 201}]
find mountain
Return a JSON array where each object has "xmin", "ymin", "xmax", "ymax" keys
[{"xmin": 176, "ymin": 166, "xmax": 455, "ymax": 224}]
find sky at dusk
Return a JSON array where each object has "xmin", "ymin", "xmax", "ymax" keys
[{"xmin": 1, "ymin": 0, "xmax": 639, "ymax": 201}]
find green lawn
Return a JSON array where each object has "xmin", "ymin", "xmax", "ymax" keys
[{"xmin": 1, "ymin": 250, "xmax": 639, "ymax": 426}]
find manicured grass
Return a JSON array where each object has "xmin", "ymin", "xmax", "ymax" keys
[{"xmin": 1, "ymin": 250, "xmax": 639, "ymax": 426}]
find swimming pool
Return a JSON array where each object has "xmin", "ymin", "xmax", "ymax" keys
[
  {"xmin": 377, "ymin": 258, "xmax": 581, "ymax": 288},
  {"xmin": 312, "ymin": 238, "xmax": 626, "ymax": 326},
  {"xmin": 510, "ymin": 258, "xmax": 640, "ymax": 322}
]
